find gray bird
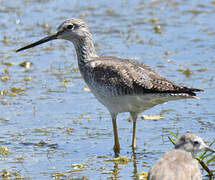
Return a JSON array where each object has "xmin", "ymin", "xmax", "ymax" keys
[
  {"xmin": 16, "ymin": 18, "xmax": 203, "ymax": 155},
  {"xmin": 147, "ymin": 133, "xmax": 215, "ymax": 180}
]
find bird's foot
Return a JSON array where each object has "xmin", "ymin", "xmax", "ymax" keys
[{"xmin": 113, "ymin": 145, "xmax": 120, "ymax": 157}]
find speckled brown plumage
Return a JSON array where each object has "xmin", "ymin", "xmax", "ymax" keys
[
  {"xmin": 83, "ymin": 56, "xmax": 201, "ymax": 97},
  {"xmin": 16, "ymin": 18, "xmax": 203, "ymax": 155}
]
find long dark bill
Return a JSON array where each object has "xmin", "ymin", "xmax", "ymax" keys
[
  {"xmin": 206, "ymin": 146, "xmax": 215, "ymax": 153},
  {"xmin": 16, "ymin": 32, "xmax": 59, "ymax": 52}
]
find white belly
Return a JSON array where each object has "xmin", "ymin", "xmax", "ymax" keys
[{"xmin": 91, "ymin": 92, "xmax": 187, "ymax": 114}]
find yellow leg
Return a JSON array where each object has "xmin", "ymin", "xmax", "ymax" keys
[
  {"xmin": 111, "ymin": 114, "xmax": 120, "ymax": 155},
  {"xmin": 130, "ymin": 112, "xmax": 137, "ymax": 150}
]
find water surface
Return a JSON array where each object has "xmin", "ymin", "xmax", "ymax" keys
[{"xmin": 0, "ymin": 0, "xmax": 215, "ymax": 179}]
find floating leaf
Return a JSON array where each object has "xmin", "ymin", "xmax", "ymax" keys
[
  {"xmin": 35, "ymin": 140, "xmax": 46, "ymax": 146},
  {"xmin": 153, "ymin": 25, "xmax": 161, "ymax": 33},
  {"xmin": 72, "ymin": 163, "xmax": 84, "ymax": 169},
  {"xmin": 100, "ymin": 166, "xmax": 105, "ymax": 170},
  {"xmin": 60, "ymin": 79, "xmax": 68, "ymax": 86},
  {"xmin": 1, "ymin": 76, "xmax": 10, "ymax": 81},
  {"xmin": 105, "ymin": 9, "xmax": 113, "ymax": 14},
  {"xmin": 0, "ymin": 169, "xmax": 11, "ymax": 178},
  {"xmin": 97, "ymin": 155, "xmax": 108, "ymax": 158},
  {"xmin": 196, "ymin": 68, "xmax": 208, "ymax": 72},
  {"xmin": 79, "ymin": 13, "xmax": 87, "ymax": 18},
  {"xmin": 7, "ymin": 92, "xmax": 17, "ymax": 97},
  {"xmin": 104, "ymin": 9, "xmax": 120, "ymax": 17},
  {"xmin": 4, "ymin": 68, "xmax": 9, "ymax": 73},
  {"xmin": 41, "ymin": 22, "xmax": 49, "ymax": 29},
  {"xmin": 32, "ymin": 128, "xmax": 49, "ymax": 133},
  {"xmin": 164, "ymin": 51, "xmax": 171, "ymax": 55},
  {"xmin": 24, "ymin": 76, "xmax": 31, "ymax": 81},
  {"xmin": 149, "ymin": 18, "xmax": 158, "ymax": 23},
  {"xmin": 19, "ymin": 61, "xmax": 32, "ymax": 69},
  {"xmin": 105, "ymin": 156, "xmax": 129, "ymax": 164},
  {"xmin": 15, "ymin": 157, "xmax": 24, "ymax": 163},
  {"xmin": 0, "ymin": 146, "xmax": 9, "ymax": 156},
  {"xmin": 182, "ymin": 69, "xmax": 191, "ymax": 77},
  {"xmin": 186, "ymin": 9, "xmax": 203, "ymax": 14},
  {"xmin": 0, "ymin": 117, "xmax": 9, "ymax": 121},
  {"xmin": 11, "ymin": 87, "xmax": 24, "ymax": 94},
  {"xmin": 65, "ymin": 127, "xmax": 72, "ymax": 134},
  {"xmin": 3, "ymin": 62, "xmax": 15, "ymax": 66},
  {"xmin": 52, "ymin": 172, "xmax": 66, "ymax": 179},
  {"xmin": 1, "ymin": 101, "xmax": 9, "ymax": 105},
  {"xmin": 42, "ymin": 46, "xmax": 54, "ymax": 51},
  {"xmin": 138, "ymin": 171, "xmax": 148, "ymax": 180},
  {"xmin": 141, "ymin": 114, "xmax": 163, "ymax": 120},
  {"xmin": 1, "ymin": 36, "xmax": 9, "ymax": 45},
  {"xmin": 0, "ymin": 90, "xmax": 7, "ymax": 96}
]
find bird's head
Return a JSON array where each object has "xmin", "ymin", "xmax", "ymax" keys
[
  {"xmin": 16, "ymin": 18, "xmax": 90, "ymax": 52},
  {"xmin": 175, "ymin": 133, "xmax": 215, "ymax": 157}
]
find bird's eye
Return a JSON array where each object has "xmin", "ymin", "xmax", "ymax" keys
[
  {"xmin": 66, "ymin": 24, "xmax": 74, "ymax": 30},
  {"xmin": 193, "ymin": 141, "xmax": 200, "ymax": 145}
]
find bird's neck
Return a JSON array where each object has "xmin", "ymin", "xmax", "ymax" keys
[
  {"xmin": 175, "ymin": 146, "xmax": 196, "ymax": 158},
  {"xmin": 73, "ymin": 36, "xmax": 98, "ymax": 65}
]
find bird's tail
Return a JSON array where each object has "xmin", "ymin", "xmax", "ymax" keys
[{"xmin": 181, "ymin": 87, "xmax": 203, "ymax": 97}]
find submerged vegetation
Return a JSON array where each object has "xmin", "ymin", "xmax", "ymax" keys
[{"xmin": 0, "ymin": 0, "xmax": 215, "ymax": 179}]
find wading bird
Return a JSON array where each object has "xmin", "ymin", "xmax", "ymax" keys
[
  {"xmin": 16, "ymin": 18, "xmax": 203, "ymax": 155},
  {"xmin": 148, "ymin": 133, "xmax": 215, "ymax": 180}
]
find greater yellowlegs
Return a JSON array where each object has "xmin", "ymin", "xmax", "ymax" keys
[
  {"xmin": 16, "ymin": 18, "xmax": 203, "ymax": 155},
  {"xmin": 148, "ymin": 133, "xmax": 215, "ymax": 180}
]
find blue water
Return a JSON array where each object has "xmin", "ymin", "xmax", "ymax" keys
[{"xmin": 0, "ymin": 0, "xmax": 214, "ymax": 179}]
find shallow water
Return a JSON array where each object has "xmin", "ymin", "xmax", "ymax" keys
[{"xmin": 0, "ymin": 0, "xmax": 215, "ymax": 179}]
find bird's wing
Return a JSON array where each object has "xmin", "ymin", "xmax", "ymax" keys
[{"xmin": 85, "ymin": 56, "xmax": 202, "ymax": 96}]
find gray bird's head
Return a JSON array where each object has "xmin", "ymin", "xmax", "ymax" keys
[
  {"xmin": 175, "ymin": 133, "xmax": 215, "ymax": 157},
  {"xmin": 16, "ymin": 18, "xmax": 91, "ymax": 52},
  {"xmin": 56, "ymin": 19, "xmax": 91, "ymax": 42}
]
